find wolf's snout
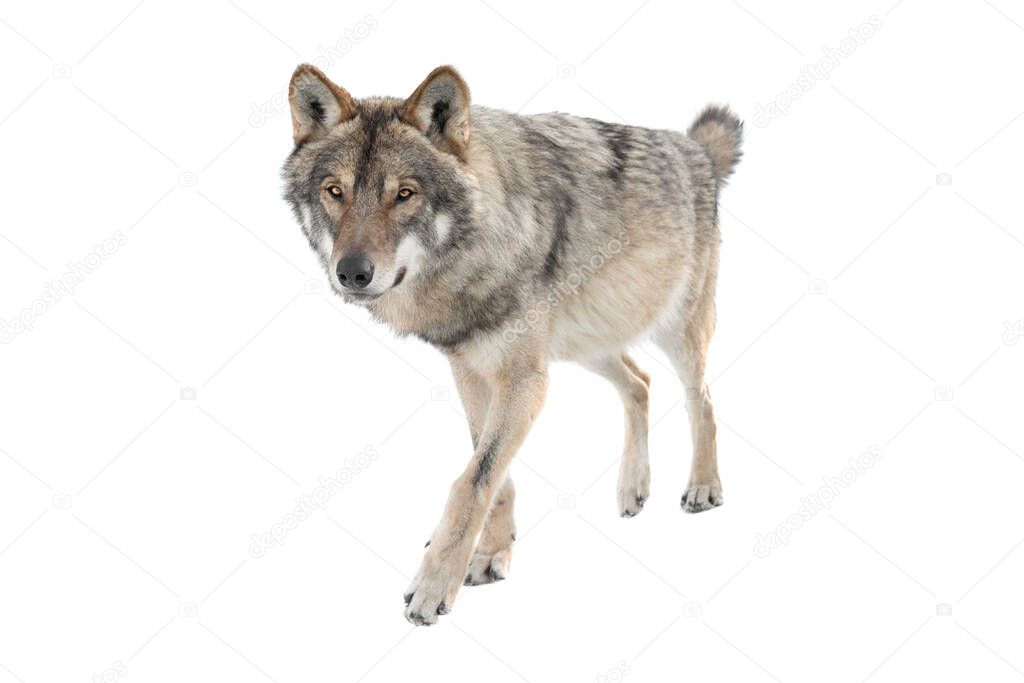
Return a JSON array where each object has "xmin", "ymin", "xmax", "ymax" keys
[{"xmin": 337, "ymin": 256, "xmax": 375, "ymax": 289}]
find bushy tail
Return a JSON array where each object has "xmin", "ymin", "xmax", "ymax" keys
[{"xmin": 687, "ymin": 105, "xmax": 743, "ymax": 181}]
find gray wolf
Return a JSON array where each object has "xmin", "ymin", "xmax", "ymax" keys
[{"xmin": 281, "ymin": 64, "xmax": 743, "ymax": 625}]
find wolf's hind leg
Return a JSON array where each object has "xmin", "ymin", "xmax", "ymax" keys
[
  {"xmin": 465, "ymin": 475, "xmax": 515, "ymax": 585},
  {"xmin": 654, "ymin": 300, "xmax": 722, "ymax": 513},
  {"xmin": 582, "ymin": 353, "xmax": 651, "ymax": 517}
]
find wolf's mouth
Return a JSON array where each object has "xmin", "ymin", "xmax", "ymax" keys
[
  {"xmin": 344, "ymin": 290, "xmax": 381, "ymax": 302},
  {"xmin": 393, "ymin": 267, "xmax": 407, "ymax": 288}
]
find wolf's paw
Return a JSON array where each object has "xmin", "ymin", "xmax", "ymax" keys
[
  {"xmin": 618, "ymin": 470, "xmax": 650, "ymax": 518},
  {"xmin": 618, "ymin": 487, "xmax": 648, "ymax": 518},
  {"xmin": 464, "ymin": 546, "xmax": 512, "ymax": 586},
  {"xmin": 681, "ymin": 483, "xmax": 723, "ymax": 513},
  {"xmin": 403, "ymin": 562, "xmax": 462, "ymax": 626}
]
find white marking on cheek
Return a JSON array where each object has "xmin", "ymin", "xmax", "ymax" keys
[
  {"xmin": 434, "ymin": 212, "xmax": 451, "ymax": 242},
  {"xmin": 394, "ymin": 233, "xmax": 426, "ymax": 280},
  {"xmin": 317, "ymin": 231, "xmax": 334, "ymax": 263}
]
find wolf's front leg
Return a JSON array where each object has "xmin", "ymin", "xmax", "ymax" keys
[
  {"xmin": 465, "ymin": 475, "xmax": 516, "ymax": 586},
  {"xmin": 450, "ymin": 361, "xmax": 516, "ymax": 586},
  {"xmin": 404, "ymin": 360, "xmax": 547, "ymax": 626}
]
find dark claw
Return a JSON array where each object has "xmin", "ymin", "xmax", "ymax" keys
[
  {"xmin": 437, "ymin": 602, "xmax": 448, "ymax": 615},
  {"xmin": 404, "ymin": 593, "xmax": 413, "ymax": 606},
  {"xmin": 424, "ymin": 540, "xmax": 431, "ymax": 548},
  {"xmin": 465, "ymin": 569, "xmax": 504, "ymax": 586}
]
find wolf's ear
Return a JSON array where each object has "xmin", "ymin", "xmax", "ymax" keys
[
  {"xmin": 288, "ymin": 64, "xmax": 356, "ymax": 144},
  {"xmin": 401, "ymin": 66, "xmax": 470, "ymax": 160}
]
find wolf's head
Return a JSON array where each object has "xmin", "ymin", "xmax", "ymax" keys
[{"xmin": 281, "ymin": 65, "xmax": 474, "ymax": 303}]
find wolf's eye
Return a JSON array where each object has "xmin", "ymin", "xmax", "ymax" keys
[
  {"xmin": 396, "ymin": 187, "xmax": 415, "ymax": 202},
  {"xmin": 326, "ymin": 185, "xmax": 344, "ymax": 200}
]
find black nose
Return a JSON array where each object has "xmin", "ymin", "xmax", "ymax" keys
[{"xmin": 336, "ymin": 256, "xmax": 375, "ymax": 289}]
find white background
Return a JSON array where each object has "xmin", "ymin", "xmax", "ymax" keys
[{"xmin": 1, "ymin": 1, "xmax": 1023, "ymax": 681}]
